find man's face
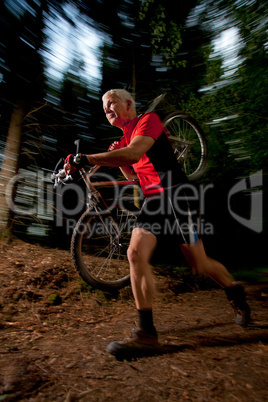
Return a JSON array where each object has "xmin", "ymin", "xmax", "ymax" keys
[{"xmin": 103, "ymin": 94, "xmax": 131, "ymax": 128}]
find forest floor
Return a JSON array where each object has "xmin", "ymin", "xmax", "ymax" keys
[{"xmin": 0, "ymin": 239, "xmax": 267, "ymax": 401}]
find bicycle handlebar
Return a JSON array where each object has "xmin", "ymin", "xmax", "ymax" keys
[
  {"xmin": 51, "ymin": 139, "xmax": 138, "ymax": 189},
  {"xmin": 51, "ymin": 168, "xmax": 74, "ymax": 187}
]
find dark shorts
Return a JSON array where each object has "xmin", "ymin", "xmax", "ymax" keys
[{"xmin": 134, "ymin": 191, "xmax": 199, "ymax": 245}]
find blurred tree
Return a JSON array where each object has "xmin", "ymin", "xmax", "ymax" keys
[
  {"xmin": 176, "ymin": 0, "xmax": 267, "ymax": 266},
  {"xmin": 0, "ymin": 0, "xmax": 98, "ymax": 238},
  {"xmin": 233, "ymin": 1, "xmax": 268, "ymax": 174},
  {"xmin": 174, "ymin": 0, "xmax": 268, "ymax": 179},
  {"xmin": 0, "ymin": 0, "xmax": 47, "ymax": 236},
  {"xmin": 88, "ymin": 0, "xmax": 207, "ymax": 108}
]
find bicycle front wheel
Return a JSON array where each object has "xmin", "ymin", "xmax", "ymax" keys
[
  {"xmin": 71, "ymin": 203, "xmax": 138, "ymax": 292},
  {"xmin": 164, "ymin": 111, "xmax": 207, "ymax": 181}
]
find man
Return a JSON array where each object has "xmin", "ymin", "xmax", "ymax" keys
[{"xmin": 65, "ymin": 89, "xmax": 250, "ymax": 358}]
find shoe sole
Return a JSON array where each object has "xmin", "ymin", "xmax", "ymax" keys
[{"xmin": 107, "ymin": 341, "xmax": 163, "ymax": 361}]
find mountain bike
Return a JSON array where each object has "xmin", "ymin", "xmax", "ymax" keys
[{"xmin": 51, "ymin": 101, "xmax": 207, "ymax": 292}]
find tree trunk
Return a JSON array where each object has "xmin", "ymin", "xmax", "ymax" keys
[{"xmin": 0, "ymin": 103, "xmax": 24, "ymax": 237}]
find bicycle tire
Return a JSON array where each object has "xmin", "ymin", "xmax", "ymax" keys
[
  {"xmin": 163, "ymin": 111, "xmax": 207, "ymax": 181},
  {"xmin": 71, "ymin": 202, "xmax": 138, "ymax": 292}
]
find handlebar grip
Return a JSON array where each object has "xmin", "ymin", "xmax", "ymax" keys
[{"xmin": 74, "ymin": 153, "xmax": 82, "ymax": 164}]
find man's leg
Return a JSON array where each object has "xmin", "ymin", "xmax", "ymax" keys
[
  {"xmin": 180, "ymin": 239, "xmax": 250, "ymax": 326},
  {"xmin": 127, "ymin": 227, "xmax": 158, "ymax": 337},
  {"xmin": 106, "ymin": 228, "xmax": 161, "ymax": 357},
  {"xmin": 180, "ymin": 239, "xmax": 234, "ymax": 287},
  {"xmin": 127, "ymin": 227, "xmax": 158, "ymax": 310}
]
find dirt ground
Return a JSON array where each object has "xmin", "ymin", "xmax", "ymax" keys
[{"xmin": 0, "ymin": 239, "xmax": 267, "ymax": 401}]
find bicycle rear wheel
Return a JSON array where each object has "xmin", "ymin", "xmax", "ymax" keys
[
  {"xmin": 163, "ymin": 111, "xmax": 207, "ymax": 181},
  {"xmin": 71, "ymin": 203, "xmax": 138, "ymax": 292}
]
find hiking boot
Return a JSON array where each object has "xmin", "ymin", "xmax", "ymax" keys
[
  {"xmin": 106, "ymin": 328, "xmax": 162, "ymax": 360},
  {"xmin": 225, "ymin": 283, "xmax": 251, "ymax": 327}
]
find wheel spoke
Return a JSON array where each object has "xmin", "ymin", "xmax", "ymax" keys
[
  {"xmin": 164, "ymin": 112, "xmax": 207, "ymax": 180},
  {"xmin": 72, "ymin": 205, "xmax": 137, "ymax": 289}
]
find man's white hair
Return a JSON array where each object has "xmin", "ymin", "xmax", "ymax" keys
[{"xmin": 102, "ymin": 89, "xmax": 136, "ymax": 113}]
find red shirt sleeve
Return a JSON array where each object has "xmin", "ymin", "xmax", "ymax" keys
[{"xmin": 133, "ymin": 113, "xmax": 163, "ymax": 141}]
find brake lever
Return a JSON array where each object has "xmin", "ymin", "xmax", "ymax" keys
[
  {"xmin": 73, "ymin": 139, "xmax": 82, "ymax": 164},
  {"xmin": 51, "ymin": 140, "xmax": 83, "ymax": 187},
  {"xmin": 74, "ymin": 139, "xmax": 80, "ymax": 154},
  {"xmin": 53, "ymin": 157, "xmax": 64, "ymax": 174}
]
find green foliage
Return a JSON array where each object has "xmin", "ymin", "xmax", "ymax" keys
[
  {"xmin": 47, "ymin": 293, "xmax": 62, "ymax": 305},
  {"xmin": 138, "ymin": 1, "xmax": 186, "ymax": 68},
  {"xmin": 234, "ymin": 267, "xmax": 268, "ymax": 284},
  {"xmin": 79, "ymin": 279, "xmax": 94, "ymax": 293},
  {"xmin": 78, "ymin": 279, "xmax": 118, "ymax": 300},
  {"xmin": 204, "ymin": 56, "xmax": 224, "ymax": 86},
  {"xmin": 175, "ymin": 0, "xmax": 268, "ymax": 184}
]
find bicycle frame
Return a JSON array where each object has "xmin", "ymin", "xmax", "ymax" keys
[
  {"xmin": 78, "ymin": 164, "xmax": 139, "ymax": 205},
  {"xmin": 70, "ymin": 164, "xmax": 140, "ymax": 244},
  {"xmin": 86, "ymin": 164, "xmax": 138, "ymax": 189}
]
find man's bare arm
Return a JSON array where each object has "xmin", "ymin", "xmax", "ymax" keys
[
  {"xmin": 119, "ymin": 166, "xmax": 138, "ymax": 181},
  {"xmin": 86, "ymin": 135, "xmax": 155, "ymax": 167}
]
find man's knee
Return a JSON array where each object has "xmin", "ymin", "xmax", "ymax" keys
[
  {"xmin": 127, "ymin": 245, "xmax": 142, "ymax": 266},
  {"xmin": 127, "ymin": 228, "xmax": 157, "ymax": 270},
  {"xmin": 193, "ymin": 264, "xmax": 207, "ymax": 276}
]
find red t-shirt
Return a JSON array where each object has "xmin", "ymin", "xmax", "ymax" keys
[{"xmin": 122, "ymin": 113, "xmax": 185, "ymax": 197}]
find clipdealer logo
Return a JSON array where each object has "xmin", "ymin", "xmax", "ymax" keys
[
  {"xmin": 228, "ymin": 170, "xmax": 263, "ymax": 233},
  {"xmin": 5, "ymin": 169, "xmax": 263, "ymax": 235}
]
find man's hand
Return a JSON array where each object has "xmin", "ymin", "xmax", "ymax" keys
[
  {"xmin": 64, "ymin": 154, "xmax": 87, "ymax": 174},
  {"xmin": 108, "ymin": 141, "xmax": 120, "ymax": 151}
]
